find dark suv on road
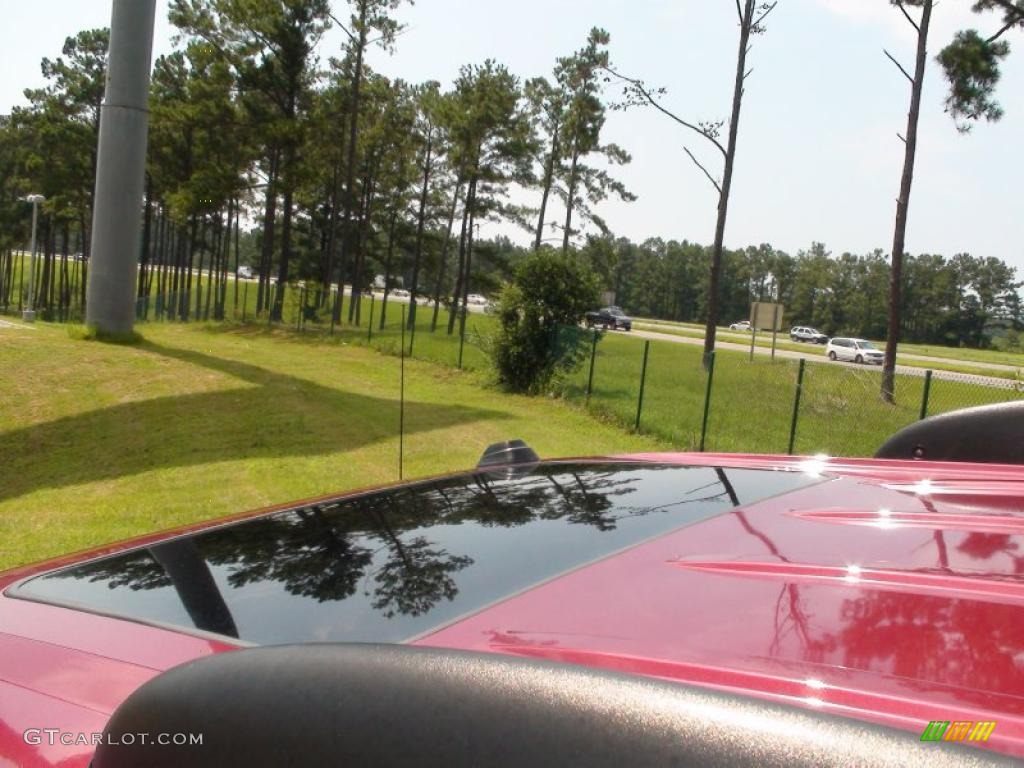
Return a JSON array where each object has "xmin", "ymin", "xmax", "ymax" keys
[{"xmin": 585, "ymin": 306, "xmax": 632, "ymax": 331}]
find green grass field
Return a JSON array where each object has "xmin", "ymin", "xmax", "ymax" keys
[
  {"xmin": 561, "ymin": 329, "xmax": 1023, "ymax": 458},
  {"xmin": 6, "ymin": 250, "xmax": 1020, "ymax": 371},
  {"xmin": 3, "ymin": 279, "xmax": 1021, "ymax": 573},
  {"xmin": 1, "ymin": 252, "xmax": 494, "ymax": 368},
  {"xmin": 0, "ymin": 320, "xmax": 664, "ymax": 571}
]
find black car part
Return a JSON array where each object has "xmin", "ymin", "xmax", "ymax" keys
[
  {"xmin": 476, "ymin": 439, "xmax": 540, "ymax": 468},
  {"xmin": 875, "ymin": 400, "xmax": 1024, "ymax": 464},
  {"xmin": 91, "ymin": 644, "xmax": 1010, "ymax": 768}
]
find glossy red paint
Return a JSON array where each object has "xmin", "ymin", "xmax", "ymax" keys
[
  {"xmin": 415, "ymin": 454, "xmax": 1024, "ymax": 759},
  {"xmin": 3, "ymin": 452, "xmax": 1023, "ymax": 765},
  {"xmin": 0, "ymin": 596, "xmax": 239, "ymax": 767}
]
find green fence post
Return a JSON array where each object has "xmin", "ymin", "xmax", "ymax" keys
[
  {"xmin": 635, "ymin": 339, "xmax": 651, "ymax": 432},
  {"xmin": 457, "ymin": 310, "xmax": 467, "ymax": 369},
  {"xmin": 919, "ymin": 369, "xmax": 933, "ymax": 420},
  {"xmin": 787, "ymin": 358, "xmax": 806, "ymax": 455},
  {"xmin": 399, "ymin": 305, "xmax": 406, "ymax": 480},
  {"xmin": 408, "ymin": 305, "xmax": 417, "ymax": 357},
  {"xmin": 330, "ymin": 288, "xmax": 337, "ymax": 335},
  {"xmin": 699, "ymin": 351, "xmax": 716, "ymax": 452},
  {"xmin": 585, "ymin": 329, "xmax": 598, "ymax": 405},
  {"xmin": 368, "ymin": 294, "xmax": 375, "ymax": 343},
  {"xmin": 297, "ymin": 286, "xmax": 304, "ymax": 331}
]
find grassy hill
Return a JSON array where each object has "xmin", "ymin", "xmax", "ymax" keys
[{"xmin": 0, "ymin": 320, "xmax": 664, "ymax": 570}]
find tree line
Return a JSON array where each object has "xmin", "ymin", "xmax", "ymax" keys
[
  {"xmin": 0, "ymin": 2, "xmax": 630, "ymax": 332},
  {"xmin": 579, "ymin": 237, "xmax": 1021, "ymax": 348},
  {"xmin": 0, "ymin": 0, "xmax": 1021, "ymax": 360}
]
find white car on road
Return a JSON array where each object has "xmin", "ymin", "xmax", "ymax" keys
[
  {"xmin": 728, "ymin": 320, "xmax": 751, "ymax": 331},
  {"xmin": 826, "ymin": 337, "xmax": 885, "ymax": 365}
]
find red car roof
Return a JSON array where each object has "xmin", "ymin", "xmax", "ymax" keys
[{"xmin": 3, "ymin": 453, "xmax": 1023, "ymax": 765}]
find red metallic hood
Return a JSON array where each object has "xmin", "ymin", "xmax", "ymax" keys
[
  {"xmin": 415, "ymin": 453, "xmax": 1024, "ymax": 758},
  {"xmin": 3, "ymin": 453, "xmax": 1024, "ymax": 764}
]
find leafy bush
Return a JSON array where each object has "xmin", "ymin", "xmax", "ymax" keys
[
  {"xmin": 488, "ymin": 249, "xmax": 600, "ymax": 393},
  {"xmin": 992, "ymin": 329, "xmax": 1022, "ymax": 354}
]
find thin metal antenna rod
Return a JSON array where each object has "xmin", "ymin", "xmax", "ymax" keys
[{"xmin": 399, "ymin": 306, "xmax": 406, "ymax": 480}]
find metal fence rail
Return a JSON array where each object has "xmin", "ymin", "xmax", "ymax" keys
[
  {"xmin": 558, "ymin": 325, "xmax": 1024, "ymax": 458},
  {"xmin": 4, "ymin": 265, "xmax": 1021, "ymax": 459}
]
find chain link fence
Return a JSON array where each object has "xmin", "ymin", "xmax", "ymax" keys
[
  {"xmin": 1, "ymin": 262, "xmax": 492, "ymax": 372},
  {"xmin": 556, "ymin": 325, "xmax": 1024, "ymax": 458},
  {"xmin": 4, "ymin": 261, "xmax": 1022, "ymax": 460}
]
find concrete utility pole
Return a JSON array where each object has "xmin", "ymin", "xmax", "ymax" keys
[
  {"xmin": 22, "ymin": 194, "xmax": 45, "ymax": 322},
  {"xmin": 85, "ymin": 0, "xmax": 157, "ymax": 335}
]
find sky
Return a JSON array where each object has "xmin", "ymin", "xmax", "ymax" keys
[{"xmin": 2, "ymin": 0, "xmax": 1022, "ymax": 270}]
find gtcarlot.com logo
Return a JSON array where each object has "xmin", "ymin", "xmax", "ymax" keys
[
  {"xmin": 921, "ymin": 720, "xmax": 996, "ymax": 743},
  {"xmin": 24, "ymin": 729, "xmax": 203, "ymax": 747}
]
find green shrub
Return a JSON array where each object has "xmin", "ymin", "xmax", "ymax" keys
[
  {"xmin": 992, "ymin": 329, "xmax": 1022, "ymax": 353},
  {"xmin": 489, "ymin": 249, "xmax": 600, "ymax": 393}
]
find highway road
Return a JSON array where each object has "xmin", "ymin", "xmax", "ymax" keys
[
  {"xmin": 636, "ymin": 321, "xmax": 1024, "ymax": 374},
  {"xmin": 628, "ymin": 326, "xmax": 1020, "ymax": 391},
  {"xmin": 229, "ymin": 278, "xmax": 491, "ymax": 315},
  {"xmin": 0, "ymin": 318, "xmax": 35, "ymax": 330}
]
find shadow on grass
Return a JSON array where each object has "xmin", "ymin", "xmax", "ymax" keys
[
  {"xmin": 193, "ymin": 321, "xmax": 490, "ymax": 372},
  {"xmin": 0, "ymin": 340, "xmax": 508, "ymax": 503}
]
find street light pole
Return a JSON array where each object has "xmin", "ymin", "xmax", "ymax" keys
[{"xmin": 22, "ymin": 194, "xmax": 45, "ymax": 322}]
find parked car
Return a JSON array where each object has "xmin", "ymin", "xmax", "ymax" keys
[
  {"xmin": 729, "ymin": 319, "xmax": 751, "ymax": 331},
  {"xmin": 4, "ymin": 409, "xmax": 1024, "ymax": 766},
  {"xmin": 789, "ymin": 326, "xmax": 828, "ymax": 344},
  {"xmin": 827, "ymin": 336, "xmax": 885, "ymax": 364},
  {"xmin": 585, "ymin": 306, "xmax": 632, "ymax": 331},
  {"xmin": 237, "ymin": 265, "xmax": 254, "ymax": 280},
  {"xmin": 466, "ymin": 293, "xmax": 488, "ymax": 306},
  {"xmin": 391, "ymin": 288, "xmax": 410, "ymax": 298}
]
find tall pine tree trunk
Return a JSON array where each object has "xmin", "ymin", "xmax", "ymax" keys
[
  {"xmin": 702, "ymin": 0, "xmax": 756, "ymax": 367},
  {"xmin": 138, "ymin": 175, "xmax": 153, "ymax": 300},
  {"xmin": 431, "ymin": 178, "xmax": 462, "ymax": 331},
  {"xmin": 257, "ymin": 154, "xmax": 279, "ymax": 315},
  {"xmin": 459, "ymin": 179, "xmax": 478, "ymax": 324},
  {"xmin": 561, "ymin": 148, "xmax": 579, "ymax": 254},
  {"xmin": 322, "ymin": 137, "xmax": 345, "ymax": 312},
  {"xmin": 882, "ymin": 0, "xmax": 933, "ymax": 403},
  {"xmin": 534, "ymin": 129, "xmax": 559, "ymax": 252},
  {"xmin": 379, "ymin": 206, "xmax": 399, "ymax": 329},
  {"xmin": 194, "ymin": 218, "xmax": 207, "ymax": 321},
  {"xmin": 274, "ymin": 182, "xmax": 294, "ymax": 322},
  {"xmin": 447, "ymin": 181, "xmax": 473, "ymax": 335},
  {"xmin": 340, "ymin": 8, "xmax": 369, "ymax": 324},
  {"xmin": 408, "ymin": 130, "xmax": 434, "ymax": 328},
  {"xmin": 350, "ymin": 164, "xmax": 377, "ymax": 325}
]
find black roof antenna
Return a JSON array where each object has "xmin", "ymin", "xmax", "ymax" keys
[{"xmin": 477, "ymin": 440, "xmax": 541, "ymax": 475}]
